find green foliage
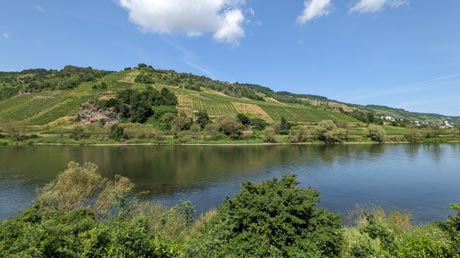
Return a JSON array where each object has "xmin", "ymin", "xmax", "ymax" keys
[
  {"xmin": 368, "ymin": 124, "xmax": 386, "ymax": 143},
  {"xmin": 264, "ymin": 127, "xmax": 277, "ymax": 143},
  {"xmin": 201, "ymin": 174, "xmax": 343, "ymax": 257},
  {"xmin": 361, "ymin": 213, "xmax": 398, "ymax": 254},
  {"xmin": 279, "ymin": 116, "xmax": 291, "ymax": 134},
  {"xmin": 397, "ymin": 233, "xmax": 450, "ymax": 258},
  {"xmin": 3, "ymin": 122, "xmax": 28, "ymax": 141},
  {"xmin": 196, "ymin": 111, "xmax": 210, "ymax": 129},
  {"xmin": 92, "ymin": 81, "xmax": 107, "ymax": 90},
  {"xmin": 350, "ymin": 110, "xmax": 380, "ymax": 124},
  {"xmin": 312, "ymin": 120, "xmax": 347, "ymax": 144},
  {"xmin": 172, "ymin": 113, "xmax": 193, "ymax": 132},
  {"xmin": 289, "ymin": 128, "xmax": 309, "ymax": 143},
  {"xmin": 135, "ymin": 71, "xmax": 155, "ymax": 84},
  {"xmin": 0, "ymin": 161, "xmax": 183, "ymax": 258},
  {"xmin": 152, "ymin": 106, "xmax": 177, "ymax": 119},
  {"xmin": 131, "ymin": 102, "xmax": 153, "ymax": 123},
  {"xmin": 109, "ymin": 124, "xmax": 128, "ymax": 141},
  {"xmin": 405, "ymin": 129, "xmax": 424, "ymax": 143},
  {"xmin": 249, "ymin": 118, "xmax": 267, "ymax": 130},
  {"xmin": 0, "ymin": 66, "xmax": 110, "ymax": 98},
  {"xmin": 447, "ymin": 202, "xmax": 460, "ymax": 255},
  {"xmin": 160, "ymin": 112, "xmax": 177, "ymax": 130},
  {"xmin": 111, "ymin": 87, "xmax": 177, "ymax": 124},
  {"xmin": 236, "ymin": 113, "xmax": 250, "ymax": 126},
  {"xmin": 70, "ymin": 126, "xmax": 85, "ymax": 140},
  {"xmin": 217, "ymin": 116, "xmax": 243, "ymax": 139}
]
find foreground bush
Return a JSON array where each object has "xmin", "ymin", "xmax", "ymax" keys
[
  {"xmin": 196, "ymin": 174, "xmax": 344, "ymax": 257},
  {"xmin": 342, "ymin": 206, "xmax": 455, "ymax": 258}
]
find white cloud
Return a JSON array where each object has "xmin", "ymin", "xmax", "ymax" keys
[
  {"xmin": 297, "ymin": 0, "xmax": 332, "ymax": 24},
  {"xmin": 119, "ymin": 0, "xmax": 248, "ymax": 46},
  {"xmin": 350, "ymin": 0, "xmax": 408, "ymax": 14},
  {"xmin": 34, "ymin": 5, "xmax": 46, "ymax": 13},
  {"xmin": 2, "ymin": 32, "xmax": 10, "ymax": 40}
]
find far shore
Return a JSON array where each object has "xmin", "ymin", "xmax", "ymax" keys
[{"xmin": 3, "ymin": 140, "xmax": 442, "ymax": 147}]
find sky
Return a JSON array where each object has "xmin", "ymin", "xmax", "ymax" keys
[{"xmin": 0, "ymin": 0, "xmax": 459, "ymax": 116}]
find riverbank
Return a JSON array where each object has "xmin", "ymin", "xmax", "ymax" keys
[
  {"xmin": 0, "ymin": 138, "xmax": 412, "ymax": 146},
  {"xmin": 2, "ymin": 132, "xmax": 459, "ymax": 146}
]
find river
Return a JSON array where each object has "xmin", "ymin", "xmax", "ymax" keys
[{"xmin": 1, "ymin": 144, "xmax": 459, "ymax": 223}]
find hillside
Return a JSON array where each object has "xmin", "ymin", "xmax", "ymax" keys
[
  {"xmin": 0, "ymin": 64, "xmax": 459, "ymax": 146},
  {"xmin": 0, "ymin": 65, "xmax": 358, "ymax": 127},
  {"xmin": 1, "ymin": 65, "xmax": 457, "ymax": 127}
]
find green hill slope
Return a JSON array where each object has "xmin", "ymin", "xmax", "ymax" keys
[
  {"xmin": 0, "ymin": 64, "xmax": 458, "ymax": 145},
  {"xmin": 0, "ymin": 66, "xmax": 358, "ymax": 127}
]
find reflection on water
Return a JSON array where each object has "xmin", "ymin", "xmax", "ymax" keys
[{"xmin": 1, "ymin": 144, "xmax": 459, "ymax": 223}]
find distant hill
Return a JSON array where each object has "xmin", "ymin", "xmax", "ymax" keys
[{"xmin": 0, "ymin": 65, "xmax": 458, "ymax": 127}]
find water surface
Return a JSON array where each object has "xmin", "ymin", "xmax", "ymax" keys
[{"xmin": 1, "ymin": 144, "xmax": 459, "ymax": 223}]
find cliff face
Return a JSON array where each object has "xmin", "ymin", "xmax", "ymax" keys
[{"xmin": 77, "ymin": 108, "xmax": 119, "ymax": 125}]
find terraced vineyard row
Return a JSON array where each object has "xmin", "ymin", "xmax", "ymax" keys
[
  {"xmin": 190, "ymin": 97, "xmax": 237, "ymax": 116},
  {"xmin": 31, "ymin": 95, "xmax": 93, "ymax": 125},
  {"xmin": 0, "ymin": 93, "xmax": 69, "ymax": 122},
  {"xmin": 261, "ymin": 105, "xmax": 356, "ymax": 123}
]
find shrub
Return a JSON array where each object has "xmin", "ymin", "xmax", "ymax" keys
[
  {"xmin": 249, "ymin": 118, "xmax": 267, "ymax": 130},
  {"xmin": 405, "ymin": 129, "xmax": 424, "ymax": 143},
  {"xmin": 200, "ymin": 174, "xmax": 343, "ymax": 257},
  {"xmin": 217, "ymin": 116, "xmax": 243, "ymax": 139},
  {"xmin": 312, "ymin": 120, "xmax": 343, "ymax": 144},
  {"xmin": 447, "ymin": 202, "xmax": 460, "ymax": 255},
  {"xmin": 69, "ymin": 126, "xmax": 85, "ymax": 140},
  {"xmin": 288, "ymin": 128, "xmax": 308, "ymax": 143},
  {"xmin": 196, "ymin": 111, "xmax": 210, "ymax": 129},
  {"xmin": 109, "ymin": 124, "xmax": 128, "ymax": 141},
  {"xmin": 318, "ymin": 120, "xmax": 337, "ymax": 131},
  {"xmin": 172, "ymin": 113, "xmax": 193, "ymax": 132},
  {"xmin": 397, "ymin": 233, "xmax": 450, "ymax": 258},
  {"xmin": 278, "ymin": 116, "xmax": 290, "ymax": 134},
  {"xmin": 236, "ymin": 113, "xmax": 250, "ymax": 126},
  {"xmin": 264, "ymin": 127, "xmax": 276, "ymax": 143},
  {"xmin": 368, "ymin": 124, "xmax": 386, "ymax": 143}
]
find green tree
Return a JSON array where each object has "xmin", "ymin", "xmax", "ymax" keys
[
  {"xmin": 172, "ymin": 113, "xmax": 193, "ymax": 132},
  {"xmin": 264, "ymin": 127, "xmax": 277, "ymax": 143},
  {"xmin": 130, "ymin": 102, "xmax": 153, "ymax": 123},
  {"xmin": 318, "ymin": 120, "xmax": 337, "ymax": 131},
  {"xmin": 249, "ymin": 118, "xmax": 267, "ymax": 130},
  {"xmin": 201, "ymin": 174, "xmax": 343, "ymax": 257},
  {"xmin": 280, "ymin": 116, "xmax": 290, "ymax": 134},
  {"xmin": 218, "ymin": 116, "xmax": 243, "ymax": 139},
  {"xmin": 109, "ymin": 124, "xmax": 127, "ymax": 141},
  {"xmin": 368, "ymin": 124, "xmax": 386, "ymax": 143},
  {"xmin": 313, "ymin": 120, "xmax": 342, "ymax": 144},
  {"xmin": 237, "ymin": 113, "xmax": 250, "ymax": 126},
  {"xmin": 196, "ymin": 111, "xmax": 210, "ymax": 129}
]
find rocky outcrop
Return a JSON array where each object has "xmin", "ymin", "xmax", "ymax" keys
[{"xmin": 77, "ymin": 108, "xmax": 119, "ymax": 125}]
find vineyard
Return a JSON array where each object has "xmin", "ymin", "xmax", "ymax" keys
[
  {"xmin": 30, "ymin": 95, "xmax": 94, "ymax": 125},
  {"xmin": 0, "ymin": 91, "xmax": 94, "ymax": 125},
  {"xmin": 174, "ymin": 89, "xmax": 359, "ymax": 123},
  {"xmin": 0, "ymin": 67, "xmax": 365, "ymax": 136},
  {"xmin": 177, "ymin": 93, "xmax": 238, "ymax": 117},
  {"xmin": 190, "ymin": 96, "xmax": 237, "ymax": 117},
  {"xmin": 260, "ymin": 104, "xmax": 356, "ymax": 123}
]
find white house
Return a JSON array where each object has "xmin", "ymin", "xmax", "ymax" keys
[
  {"xmin": 440, "ymin": 121, "xmax": 454, "ymax": 129},
  {"xmin": 381, "ymin": 115, "xmax": 396, "ymax": 122}
]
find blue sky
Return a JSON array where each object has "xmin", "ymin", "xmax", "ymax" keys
[{"xmin": 0, "ymin": 0, "xmax": 459, "ymax": 116}]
